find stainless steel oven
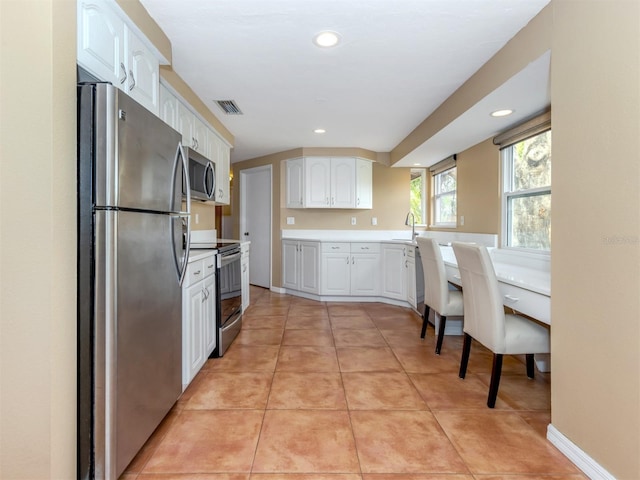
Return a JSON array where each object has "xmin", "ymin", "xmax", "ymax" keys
[{"xmin": 213, "ymin": 242, "xmax": 243, "ymax": 356}]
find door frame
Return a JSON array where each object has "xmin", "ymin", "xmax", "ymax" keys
[{"xmin": 239, "ymin": 164, "xmax": 273, "ymax": 289}]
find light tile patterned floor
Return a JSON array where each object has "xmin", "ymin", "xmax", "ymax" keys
[{"xmin": 121, "ymin": 287, "xmax": 585, "ymax": 480}]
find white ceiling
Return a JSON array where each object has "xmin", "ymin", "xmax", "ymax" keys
[{"xmin": 139, "ymin": 0, "xmax": 550, "ymax": 166}]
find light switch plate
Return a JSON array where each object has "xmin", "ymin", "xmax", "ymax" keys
[
  {"xmin": 287, "ymin": 216, "xmax": 295, "ymax": 225},
  {"xmin": 351, "ymin": 217, "xmax": 357, "ymax": 225},
  {"xmin": 371, "ymin": 217, "xmax": 377, "ymax": 226}
]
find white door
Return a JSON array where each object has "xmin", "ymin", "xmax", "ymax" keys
[{"xmin": 240, "ymin": 165, "xmax": 272, "ymax": 288}]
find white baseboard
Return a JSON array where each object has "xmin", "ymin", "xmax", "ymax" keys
[
  {"xmin": 547, "ymin": 424, "xmax": 616, "ymax": 480},
  {"xmin": 270, "ymin": 286, "xmax": 286, "ymax": 294}
]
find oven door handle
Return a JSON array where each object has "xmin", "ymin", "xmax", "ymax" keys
[{"xmin": 220, "ymin": 251, "xmax": 241, "ymax": 267}]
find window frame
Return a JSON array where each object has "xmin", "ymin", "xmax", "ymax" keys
[
  {"xmin": 432, "ymin": 166, "xmax": 457, "ymax": 228},
  {"xmin": 500, "ymin": 131, "xmax": 552, "ymax": 253},
  {"xmin": 409, "ymin": 168, "xmax": 427, "ymax": 226}
]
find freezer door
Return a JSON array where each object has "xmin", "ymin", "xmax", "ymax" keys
[
  {"xmin": 93, "ymin": 84, "xmax": 183, "ymax": 213},
  {"xmin": 95, "ymin": 209, "xmax": 183, "ymax": 479}
]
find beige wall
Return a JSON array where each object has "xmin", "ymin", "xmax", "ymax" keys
[
  {"xmin": 551, "ymin": 1, "xmax": 640, "ymax": 478},
  {"xmin": 429, "ymin": 138, "xmax": 500, "ymax": 235},
  {"xmin": 0, "ymin": 0, "xmax": 77, "ymax": 478}
]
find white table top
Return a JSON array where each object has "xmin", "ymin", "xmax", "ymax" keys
[{"xmin": 439, "ymin": 246, "xmax": 550, "ymax": 297}]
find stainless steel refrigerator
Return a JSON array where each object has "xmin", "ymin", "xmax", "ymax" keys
[{"xmin": 77, "ymin": 83, "xmax": 191, "ymax": 480}]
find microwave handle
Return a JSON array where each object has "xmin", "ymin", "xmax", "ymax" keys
[{"xmin": 205, "ymin": 161, "xmax": 216, "ymax": 199}]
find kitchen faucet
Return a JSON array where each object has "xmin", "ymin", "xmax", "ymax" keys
[{"xmin": 405, "ymin": 212, "xmax": 417, "ymax": 242}]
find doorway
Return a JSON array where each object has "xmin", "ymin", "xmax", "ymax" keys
[{"xmin": 240, "ymin": 165, "xmax": 272, "ymax": 289}]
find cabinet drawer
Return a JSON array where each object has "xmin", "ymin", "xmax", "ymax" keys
[
  {"xmin": 322, "ymin": 242, "xmax": 350, "ymax": 253},
  {"xmin": 184, "ymin": 260, "xmax": 205, "ymax": 287},
  {"xmin": 351, "ymin": 242, "xmax": 380, "ymax": 254},
  {"xmin": 202, "ymin": 255, "xmax": 216, "ymax": 278}
]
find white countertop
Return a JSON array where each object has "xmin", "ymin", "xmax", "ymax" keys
[{"xmin": 440, "ymin": 246, "xmax": 550, "ymax": 297}]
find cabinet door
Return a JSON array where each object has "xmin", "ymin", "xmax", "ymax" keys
[
  {"xmin": 406, "ymin": 257, "xmax": 416, "ymax": 308},
  {"xmin": 203, "ymin": 275, "xmax": 216, "ymax": 356},
  {"xmin": 351, "ymin": 253, "xmax": 380, "ymax": 296},
  {"xmin": 321, "ymin": 253, "xmax": 351, "ymax": 295},
  {"xmin": 77, "ymin": 0, "xmax": 125, "ymax": 85},
  {"xmin": 331, "ymin": 157, "xmax": 356, "ymax": 208},
  {"xmin": 355, "ymin": 159, "xmax": 373, "ymax": 209},
  {"xmin": 241, "ymin": 254, "xmax": 250, "ymax": 312},
  {"xmin": 177, "ymin": 102, "xmax": 196, "ymax": 148},
  {"xmin": 193, "ymin": 116, "xmax": 209, "ymax": 157},
  {"xmin": 159, "ymin": 84, "xmax": 178, "ymax": 129},
  {"xmin": 183, "ymin": 282, "xmax": 204, "ymax": 388},
  {"xmin": 282, "ymin": 241, "xmax": 299, "ymax": 290},
  {"xmin": 300, "ymin": 242, "xmax": 320, "ymax": 293},
  {"xmin": 305, "ymin": 157, "xmax": 331, "ymax": 208},
  {"xmin": 124, "ymin": 27, "xmax": 159, "ymax": 115},
  {"xmin": 382, "ymin": 245, "xmax": 407, "ymax": 300},
  {"xmin": 215, "ymin": 137, "xmax": 231, "ymax": 204},
  {"xmin": 285, "ymin": 158, "xmax": 304, "ymax": 208}
]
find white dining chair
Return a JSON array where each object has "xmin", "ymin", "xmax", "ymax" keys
[
  {"xmin": 416, "ymin": 237, "xmax": 464, "ymax": 354},
  {"xmin": 451, "ymin": 241, "xmax": 550, "ymax": 408}
]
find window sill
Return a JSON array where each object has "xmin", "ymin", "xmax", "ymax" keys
[{"xmin": 429, "ymin": 223, "xmax": 457, "ymax": 229}]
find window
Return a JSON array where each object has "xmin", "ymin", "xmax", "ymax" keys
[
  {"xmin": 433, "ymin": 167, "xmax": 457, "ymax": 226},
  {"xmin": 502, "ymin": 130, "xmax": 551, "ymax": 251},
  {"xmin": 409, "ymin": 168, "xmax": 426, "ymax": 225}
]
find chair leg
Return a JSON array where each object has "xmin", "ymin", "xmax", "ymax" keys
[
  {"xmin": 420, "ymin": 305, "xmax": 431, "ymax": 339},
  {"xmin": 487, "ymin": 353, "xmax": 504, "ymax": 408},
  {"xmin": 459, "ymin": 333, "xmax": 472, "ymax": 379},
  {"xmin": 526, "ymin": 354, "xmax": 535, "ymax": 379},
  {"xmin": 435, "ymin": 314, "xmax": 447, "ymax": 355}
]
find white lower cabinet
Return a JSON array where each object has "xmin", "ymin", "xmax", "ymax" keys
[
  {"xmin": 282, "ymin": 240, "xmax": 320, "ymax": 294},
  {"xmin": 321, "ymin": 243, "xmax": 351, "ymax": 295},
  {"xmin": 381, "ymin": 244, "xmax": 407, "ymax": 300},
  {"xmin": 241, "ymin": 242, "xmax": 250, "ymax": 312},
  {"xmin": 283, "ymin": 240, "xmax": 419, "ymax": 308},
  {"xmin": 321, "ymin": 243, "xmax": 380, "ymax": 296},
  {"xmin": 182, "ymin": 254, "xmax": 216, "ymax": 390},
  {"xmin": 406, "ymin": 247, "xmax": 417, "ymax": 308}
]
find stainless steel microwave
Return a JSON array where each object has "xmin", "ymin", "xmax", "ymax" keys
[{"xmin": 184, "ymin": 147, "xmax": 216, "ymax": 201}]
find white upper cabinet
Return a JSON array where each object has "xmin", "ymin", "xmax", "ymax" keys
[
  {"xmin": 77, "ymin": 0, "xmax": 159, "ymax": 114},
  {"xmin": 331, "ymin": 157, "xmax": 356, "ymax": 208},
  {"xmin": 159, "ymin": 83, "xmax": 179, "ymax": 130},
  {"xmin": 211, "ymin": 132, "xmax": 231, "ymax": 205},
  {"xmin": 77, "ymin": 0, "xmax": 124, "ymax": 85},
  {"xmin": 355, "ymin": 158, "xmax": 373, "ymax": 209},
  {"xmin": 305, "ymin": 157, "xmax": 332, "ymax": 208},
  {"xmin": 286, "ymin": 157, "xmax": 373, "ymax": 209},
  {"xmin": 285, "ymin": 158, "xmax": 304, "ymax": 208},
  {"xmin": 124, "ymin": 28, "xmax": 159, "ymax": 113}
]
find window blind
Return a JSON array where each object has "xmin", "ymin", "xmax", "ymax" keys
[
  {"xmin": 493, "ymin": 110, "xmax": 551, "ymax": 150},
  {"xmin": 429, "ymin": 154, "xmax": 457, "ymax": 175}
]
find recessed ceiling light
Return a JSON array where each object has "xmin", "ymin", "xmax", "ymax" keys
[
  {"xmin": 413, "ymin": 163, "xmax": 421, "ymax": 166},
  {"xmin": 314, "ymin": 128, "xmax": 326, "ymax": 134},
  {"xmin": 313, "ymin": 31, "xmax": 341, "ymax": 48},
  {"xmin": 491, "ymin": 109, "xmax": 514, "ymax": 117}
]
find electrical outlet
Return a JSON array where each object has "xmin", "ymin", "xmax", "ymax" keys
[
  {"xmin": 371, "ymin": 217, "xmax": 378, "ymax": 226},
  {"xmin": 195, "ymin": 213, "xmax": 199, "ymax": 224},
  {"xmin": 351, "ymin": 217, "xmax": 357, "ymax": 226},
  {"xmin": 460, "ymin": 215, "xmax": 465, "ymax": 226},
  {"xmin": 287, "ymin": 216, "xmax": 295, "ymax": 225}
]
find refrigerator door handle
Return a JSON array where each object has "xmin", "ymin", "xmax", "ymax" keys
[{"xmin": 171, "ymin": 143, "xmax": 191, "ymax": 286}]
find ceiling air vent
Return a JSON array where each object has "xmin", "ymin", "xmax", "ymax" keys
[{"xmin": 215, "ymin": 100, "xmax": 243, "ymax": 115}]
